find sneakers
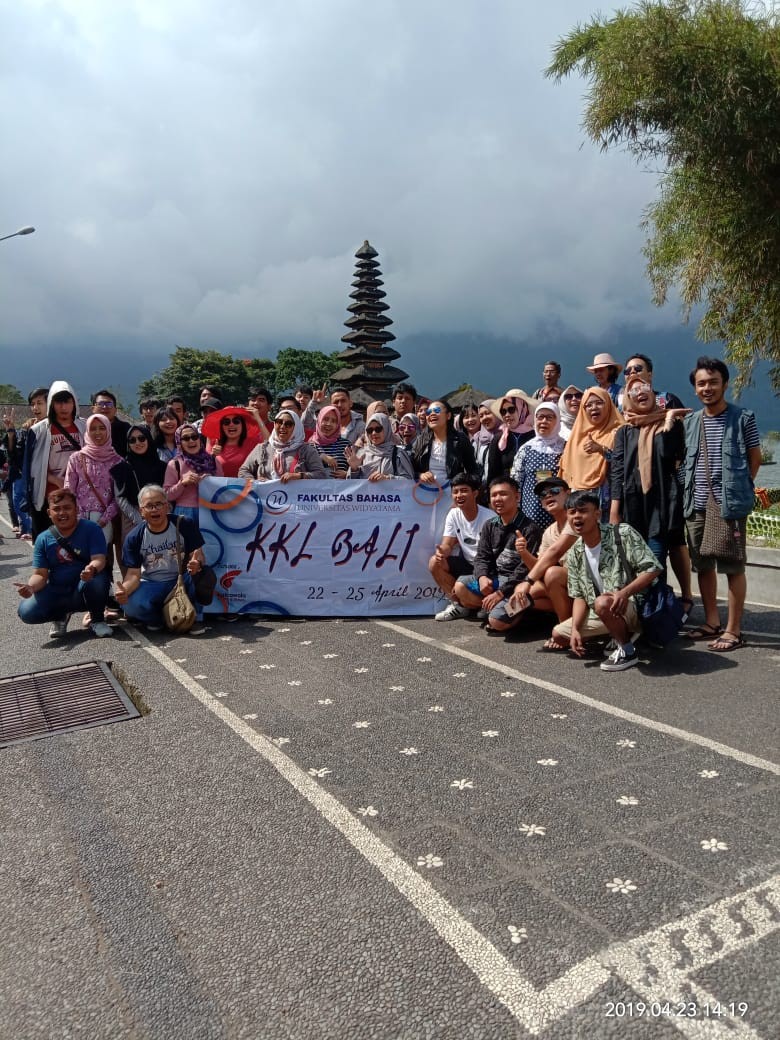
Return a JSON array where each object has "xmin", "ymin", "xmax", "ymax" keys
[
  {"xmin": 434, "ymin": 602, "xmax": 472, "ymax": 622},
  {"xmin": 600, "ymin": 645, "xmax": 639, "ymax": 672},
  {"xmin": 146, "ymin": 623, "xmax": 164, "ymax": 633},
  {"xmin": 189, "ymin": 624, "xmax": 208, "ymax": 635},
  {"xmin": 90, "ymin": 621, "xmax": 113, "ymax": 638},
  {"xmin": 49, "ymin": 615, "xmax": 71, "ymax": 639}
]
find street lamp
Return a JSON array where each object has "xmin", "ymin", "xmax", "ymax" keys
[{"xmin": 0, "ymin": 226, "xmax": 35, "ymax": 243}]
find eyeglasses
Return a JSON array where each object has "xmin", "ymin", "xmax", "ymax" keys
[
  {"xmin": 141, "ymin": 501, "xmax": 167, "ymax": 511},
  {"xmin": 499, "ymin": 406, "xmax": 517, "ymax": 416},
  {"xmin": 274, "ymin": 419, "xmax": 295, "ymax": 428},
  {"xmin": 398, "ymin": 424, "xmax": 415, "ymax": 432},
  {"xmin": 128, "ymin": 435, "xmax": 147, "ymax": 445},
  {"xmin": 563, "ymin": 393, "xmax": 583, "ymax": 401},
  {"xmin": 180, "ymin": 434, "xmax": 200, "ymax": 443},
  {"xmin": 221, "ymin": 418, "xmax": 242, "ymax": 426},
  {"xmin": 624, "ymin": 364, "xmax": 647, "ymax": 375},
  {"xmin": 538, "ymin": 486, "xmax": 565, "ymax": 497},
  {"xmin": 425, "ymin": 406, "xmax": 442, "ymax": 416},
  {"xmin": 94, "ymin": 401, "xmax": 114, "ymax": 410},
  {"xmin": 366, "ymin": 427, "xmax": 383, "ymax": 434}
]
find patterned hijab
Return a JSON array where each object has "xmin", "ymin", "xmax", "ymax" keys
[
  {"xmin": 174, "ymin": 422, "xmax": 217, "ymax": 475},
  {"xmin": 269, "ymin": 409, "xmax": 306, "ymax": 475}
]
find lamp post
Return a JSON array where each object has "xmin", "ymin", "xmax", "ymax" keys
[{"xmin": 0, "ymin": 226, "xmax": 35, "ymax": 243}]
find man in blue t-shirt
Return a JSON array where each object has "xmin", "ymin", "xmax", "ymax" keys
[
  {"xmin": 117, "ymin": 484, "xmax": 205, "ymax": 631},
  {"xmin": 16, "ymin": 488, "xmax": 112, "ymax": 639}
]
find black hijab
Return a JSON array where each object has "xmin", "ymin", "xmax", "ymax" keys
[{"xmin": 111, "ymin": 423, "xmax": 167, "ymax": 507}]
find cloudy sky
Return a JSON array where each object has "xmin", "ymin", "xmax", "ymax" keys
[{"xmin": 2, "ymin": 0, "xmax": 751, "ymax": 407}]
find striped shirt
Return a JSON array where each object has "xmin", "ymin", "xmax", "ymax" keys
[{"xmin": 693, "ymin": 411, "xmax": 759, "ymax": 509}]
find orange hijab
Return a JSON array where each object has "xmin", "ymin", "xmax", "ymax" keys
[
  {"xmin": 560, "ymin": 387, "xmax": 623, "ymax": 489},
  {"xmin": 621, "ymin": 376, "xmax": 667, "ymax": 492}
]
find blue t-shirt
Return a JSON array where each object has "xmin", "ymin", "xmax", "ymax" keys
[
  {"xmin": 122, "ymin": 518, "xmax": 204, "ymax": 583},
  {"xmin": 33, "ymin": 520, "xmax": 107, "ymax": 590}
]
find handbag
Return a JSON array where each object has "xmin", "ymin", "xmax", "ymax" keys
[
  {"xmin": 612, "ymin": 525, "xmax": 684, "ymax": 646},
  {"xmin": 698, "ymin": 428, "xmax": 746, "ymax": 562},
  {"xmin": 162, "ymin": 516, "xmax": 196, "ymax": 633}
]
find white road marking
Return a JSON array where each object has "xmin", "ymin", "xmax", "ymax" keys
[
  {"xmin": 377, "ymin": 621, "xmax": 780, "ymax": 776},
  {"xmin": 131, "ymin": 628, "xmax": 779, "ymax": 1036}
]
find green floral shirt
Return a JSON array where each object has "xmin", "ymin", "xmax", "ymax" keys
[{"xmin": 565, "ymin": 523, "xmax": 661, "ymax": 608}]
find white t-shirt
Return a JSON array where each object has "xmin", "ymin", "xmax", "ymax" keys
[
  {"xmin": 429, "ymin": 439, "xmax": 447, "ymax": 482},
  {"xmin": 442, "ymin": 505, "xmax": 494, "ymax": 563},
  {"xmin": 583, "ymin": 542, "xmax": 604, "ymax": 593}
]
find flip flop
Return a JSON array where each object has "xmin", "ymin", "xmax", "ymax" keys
[
  {"xmin": 541, "ymin": 637, "xmax": 568, "ymax": 653},
  {"xmin": 685, "ymin": 622, "xmax": 722, "ymax": 642},
  {"xmin": 708, "ymin": 632, "xmax": 745, "ymax": 652}
]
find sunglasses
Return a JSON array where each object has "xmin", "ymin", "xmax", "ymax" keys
[
  {"xmin": 563, "ymin": 393, "xmax": 583, "ymax": 401},
  {"xmin": 221, "ymin": 417, "xmax": 242, "ymax": 426},
  {"xmin": 180, "ymin": 434, "xmax": 201, "ymax": 443},
  {"xmin": 274, "ymin": 419, "xmax": 295, "ymax": 428},
  {"xmin": 425, "ymin": 406, "xmax": 443, "ymax": 416},
  {"xmin": 538, "ymin": 486, "xmax": 565, "ymax": 497},
  {"xmin": 499, "ymin": 406, "xmax": 517, "ymax": 416},
  {"xmin": 398, "ymin": 423, "xmax": 416, "ymax": 432},
  {"xmin": 366, "ymin": 426, "xmax": 383, "ymax": 434},
  {"xmin": 127, "ymin": 435, "xmax": 148, "ymax": 445}
]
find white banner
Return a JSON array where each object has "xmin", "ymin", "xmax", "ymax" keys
[{"xmin": 198, "ymin": 477, "xmax": 453, "ymax": 617}]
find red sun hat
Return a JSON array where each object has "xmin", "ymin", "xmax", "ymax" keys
[{"xmin": 200, "ymin": 406, "xmax": 261, "ymax": 442}]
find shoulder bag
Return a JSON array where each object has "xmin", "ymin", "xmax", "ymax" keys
[
  {"xmin": 698, "ymin": 427, "xmax": 746, "ymax": 562},
  {"xmin": 612, "ymin": 525, "xmax": 684, "ymax": 646},
  {"xmin": 162, "ymin": 516, "xmax": 196, "ymax": 633}
]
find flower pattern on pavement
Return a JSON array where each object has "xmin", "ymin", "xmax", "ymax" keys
[
  {"xmin": 616, "ymin": 795, "xmax": 639, "ymax": 806},
  {"xmin": 323, "ymin": 653, "xmax": 338, "ymax": 659},
  {"xmin": 271, "ymin": 737, "xmax": 290, "ymax": 746},
  {"xmin": 242, "ymin": 713, "xmax": 258, "ymax": 720},
  {"xmin": 194, "ymin": 674, "xmax": 208, "ymax": 679},
  {"xmin": 287, "ymin": 680, "xmax": 302, "ymax": 686},
  {"xmin": 482, "ymin": 730, "xmax": 499, "ymax": 738},
  {"xmin": 450, "ymin": 779, "xmax": 474, "ymax": 790},
  {"xmin": 700, "ymin": 838, "xmax": 729, "ymax": 852},
  {"xmin": 357, "ymin": 806, "xmax": 378, "ymax": 817},
  {"xmin": 390, "ymin": 685, "xmax": 405, "ymax": 692},
  {"xmin": 317, "ymin": 698, "xmax": 333, "ymax": 705},
  {"xmin": 417, "ymin": 656, "xmax": 432, "ymax": 662},
  {"xmin": 299, "ymin": 640, "xmax": 312, "ymax": 645},
  {"xmin": 536, "ymin": 759, "xmax": 558, "ymax": 767},
  {"xmin": 507, "ymin": 925, "xmax": 528, "ymax": 944},
  {"xmin": 518, "ymin": 823, "xmax": 546, "ymax": 837},
  {"xmin": 550, "ymin": 713, "xmax": 568, "ymax": 719},
  {"xmin": 500, "ymin": 690, "xmax": 517, "ymax": 698},
  {"xmin": 308, "ymin": 767, "xmax": 331, "ymax": 778},
  {"xmin": 399, "ymin": 747, "xmax": 419, "ymax": 756},
  {"xmin": 354, "ymin": 667, "xmax": 369, "ymax": 673},
  {"xmin": 239, "ymin": 649, "xmax": 254, "ymax": 655},
  {"xmin": 453, "ymin": 672, "xmax": 467, "ymax": 678},
  {"xmin": 352, "ymin": 721, "xmax": 370, "ymax": 729},
  {"xmin": 355, "ymin": 630, "xmax": 368, "ymax": 634},
  {"xmin": 698, "ymin": 770, "xmax": 720, "ymax": 779},
  {"xmin": 382, "ymin": 642, "xmax": 395, "ymax": 647},
  {"xmin": 214, "ymin": 691, "xmax": 228, "ymax": 698},
  {"xmin": 616, "ymin": 739, "xmax": 637, "ymax": 748},
  {"xmin": 417, "ymin": 854, "xmax": 443, "ymax": 868},
  {"xmin": 428, "ymin": 706, "xmax": 444, "ymax": 713},
  {"xmin": 606, "ymin": 878, "xmax": 638, "ymax": 894},
  {"xmin": 258, "ymin": 664, "xmax": 276, "ymax": 669}
]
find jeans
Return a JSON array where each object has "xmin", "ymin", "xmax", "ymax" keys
[
  {"xmin": 18, "ymin": 571, "xmax": 111, "ymax": 625},
  {"xmin": 123, "ymin": 574, "xmax": 198, "ymax": 626}
]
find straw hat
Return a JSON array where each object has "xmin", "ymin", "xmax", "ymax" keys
[
  {"xmin": 490, "ymin": 388, "xmax": 537, "ymax": 420},
  {"xmin": 586, "ymin": 352, "xmax": 623, "ymax": 374}
]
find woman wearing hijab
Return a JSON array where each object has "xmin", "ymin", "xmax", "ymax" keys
[
  {"xmin": 164, "ymin": 423, "xmax": 223, "ymax": 523},
  {"xmin": 111, "ymin": 424, "xmax": 167, "ymax": 531},
  {"xmin": 411, "ymin": 400, "xmax": 477, "ymax": 485},
  {"xmin": 22, "ymin": 380, "xmax": 88, "ymax": 538},
  {"xmin": 558, "ymin": 385, "xmax": 583, "ymax": 442},
  {"xmin": 64, "ymin": 414, "xmax": 122, "ymax": 545},
  {"xmin": 559, "ymin": 387, "xmax": 624, "ymax": 517},
  {"xmin": 310, "ymin": 405, "xmax": 351, "ymax": 478},
  {"xmin": 485, "ymin": 389, "xmax": 535, "ymax": 485},
  {"xmin": 238, "ymin": 409, "xmax": 326, "ymax": 481},
  {"xmin": 397, "ymin": 412, "xmax": 420, "ymax": 451},
  {"xmin": 345, "ymin": 412, "xmax": 415, "ymax": 481},
  {"xmin": 510, "ymin": 402, "xmax": 566, "ymax": 528},
  {"xmin": 610, "ymin": 376, "xmax": 692, "ymax": 595}
]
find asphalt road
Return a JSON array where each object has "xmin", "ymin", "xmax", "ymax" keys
[{"xmin": 1, "ymin": 512, "xmax": 778, "ymax": 1040}]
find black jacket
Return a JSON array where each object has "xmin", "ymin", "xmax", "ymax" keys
[
  {"xmin": 410, "ymin": 429, "xmax": 478, "ymax": 482},
  {"xmin": 473, "ymin": 511, "xmax": 543, "ymax": 597}
]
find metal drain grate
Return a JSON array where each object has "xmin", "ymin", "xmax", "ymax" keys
[{"xmin": 0, "ymin": 661, "xmax": 140, "ymax": 748}]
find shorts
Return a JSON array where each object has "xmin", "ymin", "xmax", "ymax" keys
[
  {"xmin": 686, "ymin": 511, "xmax": 747, "ymax": 576},
  {"xmin": 553, "ymin": 599, "xmax": 640, "ymax": 642},
  {"xmin": 446, "ymin": 555, "xmax": 474, "ymax": 580},
  {"xmin": 459, "ymin": 576, "xmax": 499, "ymax": 596}
]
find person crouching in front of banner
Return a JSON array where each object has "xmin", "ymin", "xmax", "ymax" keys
[
  {"xmin": 16, "ymin": 488, "xmax": 113, "ymax": 639},
  {"xmin": 115, "ymin": 484, "xmax": 205, "ymax": 634}
]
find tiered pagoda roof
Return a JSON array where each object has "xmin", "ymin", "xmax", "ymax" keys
[{"xmin": 330, "ymin": 241, "xmax": 407, "ymax": 400}]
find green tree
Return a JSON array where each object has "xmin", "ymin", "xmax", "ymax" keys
[
  {"xmin": 273, "ymin": 348, "xmax": 343, "ymax": 393},
  {"xmin": 547, "ymin": 0, "xmax": 780, "ymax": 392},
  {"xmin": 138, "ymin": 347, "xmax": 277, "ymax": 413},
  {"xmin": 0, "ymin": 384, "xmax": 26, "ymax": 404}
]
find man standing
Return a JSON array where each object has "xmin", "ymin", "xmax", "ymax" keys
[
  {"xmin": 3, "ymin": 386, "xmax": 48, "ymax": 540},
  {"xmin": 533, "ymin": 362, "xmax": 563, "ymax": 402},
  {"xmin": 330, "ymin": 387, "xmax": 365, "ymax": 445},
  {"xmin": 552, "ymin": 490, "xmax": 661, "ymax": 671},
  {"xmin": 447, "ymin": 476, "xmax": 542, "ymax": 633},
  {"xmin": 246, "ymin": 386, "xmax": 274, "ymax": 437},
  {"xmin": 391, "ymin": 382, "xmax": 418, "ymax": 430},
  {"xmin": 92, "ymin": 390, "xmax": 131, "ymax": 455},
  {"xmin": 16, "ymin": 488, "xmax": 112, "ymax": 639},
  {"xmin": 683, "ymin": 357, "xmax": 761, "ymax": 652},
  {"xmin": 116, "ymin": 485, "xmax": 205, "ymax": 632},
  {"xmin": 430, "ymin": 472, "xmax": 494, "ymax": 620}
]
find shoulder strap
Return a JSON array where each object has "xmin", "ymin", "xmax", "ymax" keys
[
  {"xmin": 51, "ymin": 421, "xmax": 82, "ymax": 452},
  {"xmin": 611, "ymin": 524, "xmax": 635, "ymax": 586},
  {"xmin": 80, "ymin": 456, "xmax": 108, "ymax": 512},
  {"xmin": 48, "ymin": 524, "xmax": 90, "ymax": 562},
  {"xmin": 391, "ymin": 445, "xmax": 399, "ymax": 476},
  {"xmin": 173, "ymin": 515, "xmax": 185, "ymax": 575}
]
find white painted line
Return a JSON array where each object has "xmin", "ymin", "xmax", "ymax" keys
[
  {"xmin": 130, "ymin": 627, "xmax": 779, "ymax": 1036},
  {"xmin": 377, "ymin": 621, "xmax": 780, "ymax": 776}
]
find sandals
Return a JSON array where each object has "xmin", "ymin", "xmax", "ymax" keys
[
  {"xmin": 685, "ymin": 622, "xmax": 722, "ymax": 642},
  {"xmin": 708, "ymin": 631, "xmax": 745, "ymax": 653},
  {"xmin": 541, "ymin": 637, "xmax": 569, "ymax": 653}
]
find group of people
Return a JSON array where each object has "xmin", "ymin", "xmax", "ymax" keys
[{"xmin": 3, "ymin": 350, "xmax": 761, "ymax": 662}]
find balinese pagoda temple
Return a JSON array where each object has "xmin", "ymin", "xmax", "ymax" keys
[{"xmin": 330, "ymin": 240, "xmax": 408, "ymax": 406}]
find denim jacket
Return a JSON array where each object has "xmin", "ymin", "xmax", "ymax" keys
[{"xmin": 683, "ymin": 404, "xmax": 756, "ymax": 520}]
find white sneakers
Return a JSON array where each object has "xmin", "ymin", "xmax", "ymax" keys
[
  {"xmin": 434, "ymin": 602, "xmax": 472, "ymax": 622},
  {"xmin": 49, "ymin": 616, "xmax": 71, "ymax": 639}
]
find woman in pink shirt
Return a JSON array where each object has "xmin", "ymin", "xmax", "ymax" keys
[
  {"xmin": 64, "ymin": 414, "xmax": 121, "ymax": 545},
  {"xmin": 164, "ymin": 423, "xmax": 223, "ymax": 525}
]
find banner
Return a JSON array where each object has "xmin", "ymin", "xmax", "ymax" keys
[{"xmin": 198, "ymin": 477, "xmax": 453, "ymax": 616}]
